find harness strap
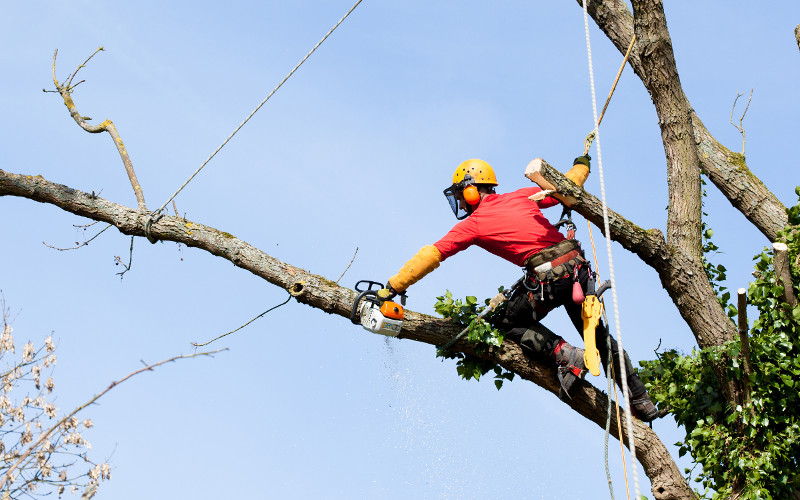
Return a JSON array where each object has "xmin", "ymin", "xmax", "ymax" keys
[{"xmin": 533, "ymin": 249, "xmax": 580, "ymax": 274}]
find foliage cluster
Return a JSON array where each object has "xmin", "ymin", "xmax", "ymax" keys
[
  {"xmin": 639, "ymin": 187, "xmax": 800, "ymax": 499},
  {"xmin": 433, "ymin": 290, "xmax": 515, "ymax": 390}
]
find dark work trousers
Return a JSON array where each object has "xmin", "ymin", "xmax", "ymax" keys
[{"xmin": 492, "ymin": 263, "xmax": 645, "ymax": 397}]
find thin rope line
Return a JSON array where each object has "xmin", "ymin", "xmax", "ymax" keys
[
  {"xmin": 581, "ymin": 2, "xmax": 640, "ymax": 499},
  {"xmin": 591, "ymin": 222, "xmax": 629, "ymax": 500},
  {"xmin": 153, "ymin": 0, "xmax": 365, "ymax": 216},
  {"xmin": 604, "ymin": 334, "xmax": 619, "ymax": 500}
]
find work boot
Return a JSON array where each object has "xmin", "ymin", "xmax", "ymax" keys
[
  {"xmin": 630, "ymin": 391, "xmax": 667, "ymax": 423},
  {"xmin": 553, "ymin": 340, "xmax": 587, "ymax": 399},
  {"xmin": 622, "ymin": 373, "xmax": 667, "ymax": 422}
]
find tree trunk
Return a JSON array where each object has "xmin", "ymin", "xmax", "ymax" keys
[{"xmin": 580, "ymin": 0, "xmax": 787, "ymax": 241}]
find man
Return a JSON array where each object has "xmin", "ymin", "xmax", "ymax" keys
[{"xmin": 383, "ymin": 158, "xmax": 662, "ymax": 422}]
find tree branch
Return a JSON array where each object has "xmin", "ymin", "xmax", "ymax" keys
[
  {"xmin": 0, "ymin": 168, "xmax": 690, "ymax": 499},
  {"xmin": 578, "ymin": 0, "xmax": 787, "ymax": 242},
  {"xmin": 0, "ymin": 348, "xmax": 226, "ymax": 492},
  {"xmin": 51, "ymin": 49, "xmax": 147, "ymax": 212},
  {"xmin": 536, "ymin": 159, "xmax": 741, "ymax": 402}
]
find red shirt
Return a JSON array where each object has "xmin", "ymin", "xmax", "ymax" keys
[{"xmin": 433, "ymin": 187, "xmax": 565, "ymax": 267}]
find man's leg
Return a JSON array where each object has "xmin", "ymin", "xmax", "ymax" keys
[
  {"xmin": 504, "ymin": 323, "xmax": 587, "ymax": 399},
  {"xmin": 493, "ymin": 285, "xmax": 588, "ymax": 399}
]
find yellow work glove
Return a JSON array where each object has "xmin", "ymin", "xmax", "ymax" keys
[{"xmin": 387, "ymin": 245, "xmax": 442, "ymax": 293}]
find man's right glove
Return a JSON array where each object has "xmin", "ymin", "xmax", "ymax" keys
[{"xmin": 386, "ymin": 245, "xmax": 442, "ymax": 294}]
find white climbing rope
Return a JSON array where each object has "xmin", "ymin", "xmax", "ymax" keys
[{"xmin": 580, "ymin": 1, "xmax": 641, "ymax": 498}]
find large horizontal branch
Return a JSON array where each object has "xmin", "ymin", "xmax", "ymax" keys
[
  {"xmin": 534, "ymin": 160, "xmax": 669, "ymax": 266},
  {"xmin": 578, "ymin": 0, "xmax": 787, "ymax": 242},
  {"xmin": 0, "ymin": 168, "xmax": 689, "ymax": 499},
  {"xmin": 539, "ymin": 159, "xmax": 740, "ymax": 368}
]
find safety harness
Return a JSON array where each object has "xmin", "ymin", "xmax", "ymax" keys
[{"xmin": 513, "ymin": 207, "xmax": 607, "ymax": 383}]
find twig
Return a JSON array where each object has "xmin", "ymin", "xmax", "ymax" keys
[
  {"xmin": 730, "ymin": 89, "xmax": 753, "ymax": 155},
  {"xmin": 114, "ymin": 236, "xmax": 135, "ymax": 277},
  {"xmin": 335, "ymin": 247, "xmax": 358, "ymax": 284},
  {"xmin": 0, "ymin": 348, "xmax": 228, "ymax": 491},
  {"xmin": 51, "ymin": 48, "xmax": 147, "ymax": 211},
  {"xmin": 191, "ymin": 294, "xmax": 292, "ymax": 347},
  {"xmin": 43, "ymin": 224, "xmax": 112, "ymax": 251},
  {"xmin": 172, "ymin": 201, "xmax": 184, "ymax": 260},
  {"xmin": 65, "ymin": 47, "xmax": 104, "ymax": 90}
]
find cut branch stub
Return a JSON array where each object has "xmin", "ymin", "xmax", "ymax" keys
[
  {"xmin": 51, "ymin": 49, "xmax": 147, "ymax": 212},
  {"xmin": 737, "ymin": 288, "xmax": 753, "ymax": 414},
  {"xmin": 773, "ymin": 242, "xmax": 798, "ymax": 307}
]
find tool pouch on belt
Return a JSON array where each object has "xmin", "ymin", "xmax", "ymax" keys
[{"xmin": 525, "ymin": 239, "xmax": 584, "ymax": 282}]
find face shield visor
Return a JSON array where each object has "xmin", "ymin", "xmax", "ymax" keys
[{"xmin": 443, "ymin": 183, "xmax": 469, "ymax": 220}]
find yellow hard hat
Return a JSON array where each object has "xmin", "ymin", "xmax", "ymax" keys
[{"xmin": 452, "ymin": 159, "xmax": 498, "ymax": 186}]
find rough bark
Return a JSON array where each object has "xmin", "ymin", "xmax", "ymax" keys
[
  {"xmin": 574, "ymin": 0, "xmax": 750, "ymax": 410},
  {"xmin": 630, "ymin": 0, "xmax": 702, "ymax": 258},
  {"xmin": 0, "ymin": 168, "xmax": 694, "ymax": 499},
  {"xmin": 538, "ymin": 162, "xmax": 738, "ymax": 353},
  {"xmin": 692, "ymin": 113, "xmax": 787, "ymax": 241},
  {"xmin": 579, "ymin": 0, "xmax": 788, "ymax": 241},
  {"xmin": 774, "ymin": 242, "xmax": 798, "ymax": 307}
]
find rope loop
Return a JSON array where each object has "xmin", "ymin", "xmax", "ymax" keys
[{"xmin": 144, "ymin": 212, "xmax": 163, "ymax": 244}]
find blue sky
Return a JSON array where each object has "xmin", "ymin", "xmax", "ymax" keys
[{"xmin": 1, "ymin": 1, "xmax": 799, "ymax": 498}]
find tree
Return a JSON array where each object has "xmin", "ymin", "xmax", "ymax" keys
[
  {"xmin": 0, "ymin": 301, "xmax": 109, "ymax": 499},
  {"xmin": 1, "ymin": 1, "xmax": 798, "ymax": 499}
]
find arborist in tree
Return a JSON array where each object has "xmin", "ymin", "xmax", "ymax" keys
[{"xmin": 382, "ymin": 158, "xmax": 663, "ymax": 422}]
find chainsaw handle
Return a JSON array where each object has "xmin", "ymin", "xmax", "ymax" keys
[
  {"xmin": 595, "ymin": 280, "xmax": 611, "ymax": 298},
  {"xmin": 354, "ymin": 280, "xmax": 384, "ymax": 293},
  {"xmin": 350, "ymin": 289, "xmax": 378, "ymax": 324}
]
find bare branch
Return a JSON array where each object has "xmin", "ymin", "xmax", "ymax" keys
[
  {"xmin": 114, "ymin": 236, "xmax": 134, "ymax": 277},
  {"xmin": 65, "ymin": 47, "xmax": 104, "ymax": 90},
  {"xmin": 335, "ymin": 247, "xmax": 358, "ymax": 284},
  {"xmin": 191, "ymin": 295, "xmax": 292, "ymax": 347},
  {"xmin": 50, "ymin": 49, "xmax": 147, "ymax": 212},
  {"xmin": 729, "ymin": 89, "xmax": 753, "ymax": 155},
  {"xmin": 0, "ymin": 348, "xmax": 227, "ymax": 491},
  {"xmin": 43, "ymin": 223, "xmax": 112, "ymax": 251}
]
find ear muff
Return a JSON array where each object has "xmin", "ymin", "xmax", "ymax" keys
[{"xmin": 463, "ymin": 184, "xmax": 480, "ymax": 205}]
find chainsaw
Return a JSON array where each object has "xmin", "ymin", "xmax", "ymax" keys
[{"xmin": 350, "ymin": 280, "xmax": 406, "ymax": 337}]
